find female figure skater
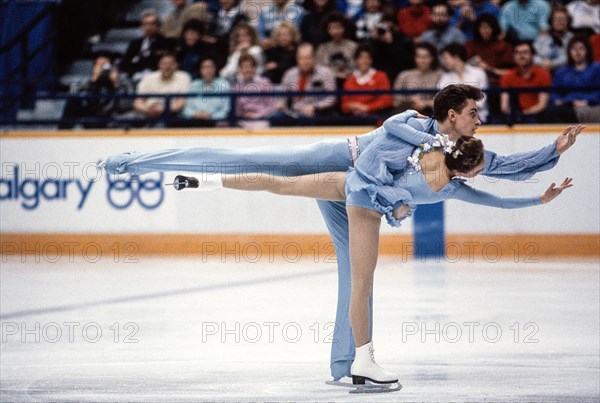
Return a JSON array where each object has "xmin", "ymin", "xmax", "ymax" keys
[
  {"xmin": 102, "ymin": 84, "xmax": 584, "ymax": 383},
  {"xmin": 180, "ymin": 132, "xmax": 572, "ymax": 388}
]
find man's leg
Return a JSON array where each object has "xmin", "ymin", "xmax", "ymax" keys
[
  {"xmin": 317, "ymin": 200, "xmax": 373, "ymax": 381},
  {"xmin": 103, "ymin": 140, "xmax": 351, "ymax": 177}
]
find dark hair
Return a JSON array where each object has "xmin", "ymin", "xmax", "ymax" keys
[
  {"xmin": 473, "ymin": 13, "xmax": 502, "ymax": 42},
  {"xmin": 238, "ymin": 52, "xmax": 257, "ymax": 67},
  {"xmin": 433, "ymin": 84, "xmax": 484, "ymax": 122},
  {"xmin": 513, "ymin": 41, "xmax": 535, "ymax": 55},
  {"xmin": 441, "ymin": 42, "xmax": 468, "ymax": 62},
  {"xmin": 303, "ymin": 0, "xmax": 336, "ymax": 13},
  {"xmin": 354, "ymin": 43, "xmax": 374, "ymax": 60},
  {"xmin": 414, "ymin": 42, "xmax": 440, "ymax": 70},
  {"xmin": 160, "ymin": 51, "xmax": 178, "ymax": 61},
  {"xmin": 324, "ymin": 12, "xmax": 349, "ymax": 38},
  {"xmin": 445, "ymin": 136, "xmax": 484, "ymax": 173},
  {"xmin": 181, "ymin": 18, "xmax": 205, "ymax": 36},
  {"xmin": 567, "ymin": 36, "xmax": 593, "ymax": 66}
]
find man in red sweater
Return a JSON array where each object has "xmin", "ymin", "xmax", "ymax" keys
[
  {"xmin": 500, "ymin": 41, "xmax": 552, "ymax": 123},
  {"xmin": 341, "ymin": 45, "xmax": 393, "ymax": 123}
]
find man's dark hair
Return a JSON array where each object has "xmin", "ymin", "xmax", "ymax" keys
[
  {"xmin": 433, "ymin": 84, "xmax": 484, "ymax": 122},
  {"xmin": 513, "ymin": 40, "xmax": 535, "ymax": 55},
  {"xmin": 441, "ymin": 42, "xmax": 468, "ymax": 62}
]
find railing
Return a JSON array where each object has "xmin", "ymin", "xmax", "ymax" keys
[
  {"xmin": 0, "ymin": 0, "xmax": 60, "ymax": 112},
  {"xmin": 1, "ymin": 86, "xmax": 598, "ymax": 128}
]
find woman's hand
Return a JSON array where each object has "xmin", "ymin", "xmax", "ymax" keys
[{"xmin": 540, "ymin": 178, "xmax": 573, "ymax": 204}]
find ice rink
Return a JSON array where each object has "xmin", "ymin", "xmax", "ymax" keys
[{"xmin": 1, "ymin": 255, "xmax": 599, "ymax": 402}]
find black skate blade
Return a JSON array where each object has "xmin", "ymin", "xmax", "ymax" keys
[{"xmin": 326, "ymin": 380, "xmax": 402, "ymax": 394}]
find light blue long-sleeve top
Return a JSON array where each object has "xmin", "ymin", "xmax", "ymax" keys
[
  {"xmin": 500, "ymin": 0, "xmax": 550, "ymax": 42},
  {"xmin": 346, "ymin": 110, "xmax": 556, "ymax": 226},
  {"xmin": 182, "ymin": 78, "xmax": 231, "ymax": 120}
]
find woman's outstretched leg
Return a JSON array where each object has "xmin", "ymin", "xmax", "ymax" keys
[{"xmin": 221, "ymin": 171, "xmax": 346, "ymax": 201}]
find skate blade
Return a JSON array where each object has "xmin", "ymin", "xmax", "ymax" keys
[{"xmin": 326, "ymin": 380, "xmax": 402, "ymax": 394}]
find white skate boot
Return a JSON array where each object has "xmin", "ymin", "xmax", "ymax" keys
[{"xmin": 348, "ymin": 341, "xmax": 401, "ymax": 393}]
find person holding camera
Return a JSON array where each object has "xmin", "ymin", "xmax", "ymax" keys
[
  {"xmin": 59, "ymin": 53, "xmax": 133, "ymax": 129},
  {"xmin": 369, "ymin": 14, "xmax": 414, "ymax": 82}
]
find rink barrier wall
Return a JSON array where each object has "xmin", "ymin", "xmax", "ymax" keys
[
  {"xmin": 1, "ymin": 125, "xmax": 599, "ymax": 259},
  {"xmin": 1, "ymin": 233, "xmax": 598, "ymax": 260}
]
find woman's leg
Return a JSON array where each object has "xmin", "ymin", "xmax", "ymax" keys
[
  {"xmin": 222, "ymin": 171, "xmax": 346, "ymax": 201},
  {"xmin": 346, "ymin": 206, "xmax": 381, "ymax": 347},
  {"xmin": 347, "ymin": 205, "xmax": 398, "ymax": 384}
]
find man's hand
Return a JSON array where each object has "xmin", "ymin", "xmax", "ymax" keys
[
  {"xmin": 556, "ymin": 125, "xmax": 585, "ymax": 155},
  {"xmin": 540, "ymin": 177, "xmax": 573, "ymax": 204}
]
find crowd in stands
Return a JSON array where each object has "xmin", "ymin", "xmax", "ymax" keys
[{"xmin": 61, "ymin": 0, "xmax": 600, "ymax": 128}]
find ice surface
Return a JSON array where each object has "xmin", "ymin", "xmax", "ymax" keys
[{"xmin": 1, "ymin": 257, "xmax": 598, "ymax": 402}]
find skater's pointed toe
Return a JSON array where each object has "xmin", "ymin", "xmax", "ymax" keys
[{"xmin": 102, "ymin": 152, "xmax": 136, "ymax": 175}]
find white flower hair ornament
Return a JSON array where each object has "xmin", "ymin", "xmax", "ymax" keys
[{"xmin": 408, "ymin": 134, "xmax": 462, "ymax": 172}]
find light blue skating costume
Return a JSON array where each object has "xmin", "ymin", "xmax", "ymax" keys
[{"xmin": 103, "ymin": 110, "xmax": 561, "ymax": 380}]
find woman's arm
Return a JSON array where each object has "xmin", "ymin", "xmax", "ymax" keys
[
  {"xmin": 382, "ymin": 110, "xmax": 436, "ymax": 145},
  {"xmin": 450, "ymin": 178, "xmax": 572, "ymax": 208}
]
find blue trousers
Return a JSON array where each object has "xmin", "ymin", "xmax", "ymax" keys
[{"xmin": 104, "ymin": 134, "xmax": 377, "ymax": 380}]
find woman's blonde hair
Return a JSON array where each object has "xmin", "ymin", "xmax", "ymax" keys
[{"xmin": 270, "ymin": 21, "xmax": 301, "ymax": 45}]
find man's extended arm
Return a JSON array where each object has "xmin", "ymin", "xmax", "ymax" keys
[{"xmin": 483, "ymin": 125, "xmax": 584, "ymax": 181}]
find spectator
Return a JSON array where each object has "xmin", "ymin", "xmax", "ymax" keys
[
  {"xmin": 393, "ymin": 42, "xmax": 442, "ymax": 115},
  {"xmin": 59, "ymin": 53, "xmax": 133, "ymax": 129},
  {"xmin": 219, "ymin": 23, "xmax": 264, "ymax": 83},
  {"xmin": 182, "ymin": 57, "xmax": 231, "ymax": 126},
  {"xmin": 419, "ymin": 3, "xmax": 466, "ymax": 51},
  {"xmin": 438, "ymin": 42, "xmax": 489, "ymax": 122},
  {"xmin": 355, "ymin": 0, "xmax": 384, "ymax": 42},
  {"xmin": 264, "ymin": 22, "xmax": 300, "ymax": 84},
  {"xmin": 396, "ymin": 0, "xmax": 431, "ymax": 40},
  {"xmin": 175, "ymin": 19, "xmax": 214, "ymax": 78},
  {"xmin": 369, "ymin": 13, "xmax": 415, "ymax": 81},
  {"xmin": 543, "ymin": 37, "xmax": 600, "ymax": 123},
  {"xmin": 500, "ymin": 0, "xmax": 550, "ymax": 44},
  {"xmin": 300, "ymin": 0, "xmax": 337, "ymax": 47},
  {"xmin": 234, "ymin": 54, "xmax": 276, "ymax": 129},
  {"xmin": 566, "ymin": 0, "xmax": 599, "ymax": 36},
  {"xmin": 316, "ymin": 12, "xmax": 358, "ymax": 87},
  {"xmin": 133, "ymin": 52, "xmax": 191, "ymax": 125},
  {"xmin": 205, "ymin": 0, "xmax": 249, "ymax": 60},
  {"xmin": 273, "ymin": 43, "xmax": 337, "ymax": 124},
  {"xmin": 341, "ymin": 45, "xmax": 393, "ymax": 123},
  {"xmin": 533, "ymin": 6, "xmax": 574, "ymax": 71},
  {"xmin": 120, "ymin": 9, "xmax": 171, "ymax": 83},
  {"xmin": 256, "ymin": 0, "xmax": 304, "ymax": 48},
  {"xmin": 500, "ymin": 41, "xmax": 551, "ymax": 123},
  {"xmin": 449, "ymin": 0, "xmax": 501, "ymax": 40},
  {"xmin": 161, "ymin": 1, "xmax": 210, "ymax": 39},
  {"xmin": 466, "ymin": 13, "xmax": 513, "ymax": 82}
]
